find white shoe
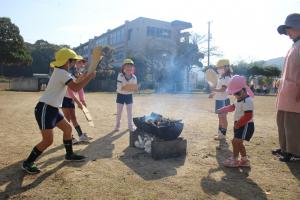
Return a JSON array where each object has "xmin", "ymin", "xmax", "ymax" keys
[
  {"xmin": 72, "ymin": 137, "xmax": 79, "ymax": 144},
  {"xmin": 129, "ymin": 126, "xmax": 136, "ymax": 132},
  {"xmin": 214, "ymin": 133, "xmax": 226, "ymax": 140},
  {"xmin": 79, "ymin": 133, "xmax": 90, "ymax": 142}
]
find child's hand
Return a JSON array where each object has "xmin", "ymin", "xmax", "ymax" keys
[
  {"xmin": 89, "ymin": 71, "xmax": 96, "ymax": 79},
  {"xmin": 81, "ymin": 101, "xmax": 87, "ymax": 107},
  {"xmin": 234, "ymin": 121, "xmax": 240, "ymax": 129},
  {"xmin": 210, "ymin": 87, "xmax": 216, "ymax": 92},
  {"xmin": 208, "ymin": 93, "xmax": 214, "ymax": 98},
  {"xmin": 77, "ymin": 102, "xmax": 83, "ymax": 110}
]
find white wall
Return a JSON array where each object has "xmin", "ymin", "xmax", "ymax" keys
[{"xmin": 10, "ymin": 78, "xmax": 39, "ymax": 91}]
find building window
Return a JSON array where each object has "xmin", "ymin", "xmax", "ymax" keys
[
  {"xmin": 95, "ymin": 37, "xmax": 108, "ymax": 46},
  {"xmin": 146, "ymin": 26, "xmax": 171, "ymax": 38},
  {"xmin": 110, "ymin": 28, "xmax": 125, "ymax": 45}
]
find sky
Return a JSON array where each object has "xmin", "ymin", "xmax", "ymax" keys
[{"xmin": 1, "ymin": 0, "xmax": 300, "ymax": 64}]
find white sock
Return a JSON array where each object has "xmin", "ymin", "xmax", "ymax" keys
[
  {"xmin": 115, "ymin": 103, "xmax": 124, "ymax": 129},
  {"xmin": 126, "ymin": 104, "xmax": 134, "ymax": 129}
]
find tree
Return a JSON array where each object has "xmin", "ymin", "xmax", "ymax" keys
[
  {"xmin": 96, "ymin": 45, "xmax": 116, "ymax": 80},
  {"xmin": 174, "ymin": 40, "xmax": 204, "ymax": 90},
  {"xmin": 262, "ymin": 66, "xmax": 281, "ymax": 77},
  {"xmin": 130, "ymin": 54, "xmax": 151, "ymax": 84},
  {"xmin": 231, "ymin": 60, "xmax": 249, "ymax": 76},
  {"xmin": 191, "ymin": 33, "xmax": 222, "ymax": 66},
  {"xmin": 0, "ymin": 17, "xmax": 32, "ymax": 66},
  {"xmin": 29, "ymin": 40, "xmax": 67, "ymax": 74}
]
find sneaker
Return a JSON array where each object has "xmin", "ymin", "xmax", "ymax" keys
[
  {"xmin": 72, "ymin": 136, "xmax": 79, "ymax": 144},
  {"xmin": 22, "ymin": 161, "xmax": 41, "ymax": 174},
  {"xmin": 271, "ymin": 148, "xmax": 283, "ymax": 156},
  {"xmin": 290, "ymin": 155, "xmax": 300, "ymax": 161},
  {"xmin": 214, "ymin": 133, "xmax": 226, "ymax": 140},
  {"xmin": 279, "ymin": 154, "xmax": 292, "ymax": 162},
  {"xmin": 85, "ymin": 133, "xmax": 93, "ymax": 140},
  {"xmin": 223, "ymin": 157, "xmax": 239, "ymax": 167},
  {"xmin": 239, "ymin": 158, "xmax": 251, "ymax": 167},
  {"xmin": 79, "ymin": 133, "xmax": 91, "ymax": 142},
  {"xmin": 65, "ymin": 153, "xmax": 87, "ymax": 162},
  {"xmin": 129, "ymin": 126, "xmax": 136, "ymax": 132}
]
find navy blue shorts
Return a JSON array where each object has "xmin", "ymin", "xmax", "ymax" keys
[
  {"xmin": 35, "ymin": 102, "xmax": 64, "ymax": 130},
  {"xmin": 62, "ymin": 97, "xmax": 75, "ymax": 108},
  {"xmin": 234, "ymin": 122, "xmax": 255, "ymax": 141},
  {"xmin": 116, "ymin": 93, "xmax": 133, "ymax": 104},
  {"xmin": 215, "ymin": 98, "xmax": 230, "ymax": 113}
]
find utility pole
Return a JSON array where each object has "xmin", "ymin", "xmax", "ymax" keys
[{"xmin": 207, "ymin": 21, "xmax": 211, "ymax": 68}]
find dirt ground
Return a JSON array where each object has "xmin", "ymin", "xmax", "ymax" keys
[{"xmin": 0, "ymin": 91, "xmax": 299, "ymax": 200}]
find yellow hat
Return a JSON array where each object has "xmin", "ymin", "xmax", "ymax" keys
[
  {"xmin": 123, "ymin": 58, "xmax": 134, "ymax": 65},
  {"xmin": 50, "ymin": 48, "xmax": 83, "ymax": 67},
  {"xmin": 216, "ymin": 59, "xmax": 230, "ymax": 68}
]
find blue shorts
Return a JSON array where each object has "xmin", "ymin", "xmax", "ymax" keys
[
  {"xmin": 62, "ymin": 97, "xmax": 75, "ymax": 108},
  {"xmin": 116, "ymin": 93, "xmax": 133, "ymax": 104},
  {"xmin": 35, "ymin": 102, "xmax": 64, "ymax": 130},
  {"xmin": 215, "ymin": 98, "xmax": 230, "ymax": 113},
  {"xmin": 234, "ymin": 122, "xmax": 254, "ymax": 141}
]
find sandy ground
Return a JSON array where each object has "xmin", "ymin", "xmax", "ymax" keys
[{"xmin": 0, "ymin": 91, "xmax": 299, "ymax": 200}]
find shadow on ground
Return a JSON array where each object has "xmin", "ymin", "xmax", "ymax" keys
[
  {"xmin": 0, "ymin": 130, "xmax": 128, "ymax": 199},
  {"xmin": 200, "ymin": 140, "xmax": 267, "ymax": 200},
  {"xmin": 119, "ymin": 145, "xmax": 186, "ymax": 180}
]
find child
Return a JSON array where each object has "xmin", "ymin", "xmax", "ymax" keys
[
  {"xmin": 114, "ymin": 58, "xmax": 137, "ymax": 132},
  {"xmin": 75, "ymin": 59, "xmax": 88, "ymax": 107},
  {"xmin": 22, "ymin": 48, "xmax": 96, "ymax": 174},
  {"xmin": 62, "ymin": 59, "xmax": 90, "ymax": 144},
  {"xmin": 216, "ymin": 75, "xmax": 255, "ymax": 167},
  {"xmin": 209, "ymin": 59, "xmax": 232, "ymax": 140}
]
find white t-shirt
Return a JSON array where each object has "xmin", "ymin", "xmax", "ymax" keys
[
  {"xmin": 116, "ymin": 73, "xmax": 137, "ymax": 94},
  {"xmin": 215, "ymin": 76, "xmax": 231, "ymax": 100},
  {"xmin": 39, "ymin": 68, "xmax": 73, "ymax": 107},
  {"xmin": 234, "ymin": 96, "xmax": 254, "ymax": 122},
  {"xmin": 64, "ymin": 70, "xmax": 76, "ymax": 98}
]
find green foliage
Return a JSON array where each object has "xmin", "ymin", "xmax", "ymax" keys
[
  {"xmin": 232, "ymin": 60, "xmax": 281, "ymax": 78},
  {"xmin": 174, "ymin": 42, "xmax": 204, "ymax": 69},
  {"xmin": 0, "ymin": 17, "xmax": 32, "ymax": 65},
  {"xmin": 97, "ymin": 45, "xmax": 116, "ymax": 80},
  {"xmin": 1, "ymin": 39, "xmax": 69, "ymax": 77},
  {"xmin": 131, "ymin": 54, "xmax": 151, "ymax": 83},
  {"xmin": 99, "ymin": 45, "xmax": 114, "ymax": 69},
  {"xmin": 174, "ymin": 41, "xmax": 204, "ymax": 90},
  {"xmin": 29, "ymin": 40, "xmax": 67, "ymax": 74}
]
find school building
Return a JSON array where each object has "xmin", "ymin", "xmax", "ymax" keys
[{"xmin": 74, "ymin": 17, "xmax": 192, "ymax": 67}]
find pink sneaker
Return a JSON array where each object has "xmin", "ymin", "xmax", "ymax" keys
[
  {"xmin": 223, "ymin": 157, "xmax": 239, "ymax": 167},
  {"xmin": 239, "ymin": 158, "xmax": 251, "ymax": 167}
]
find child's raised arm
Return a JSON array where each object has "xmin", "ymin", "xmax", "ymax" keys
[
  {"xmin": 216, "ymin": 104, "xmax": 235, "ymax": 114},
  {"xmin": 67, "ymin": 72, "xmax": 96, "ymax": 92}
]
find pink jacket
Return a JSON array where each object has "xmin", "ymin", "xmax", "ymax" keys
[
  {"xmin": 67, "ymin": 87, "xmax": 85, "ymax": 102},
  {"xmin": 276, "ymin": 40, "xmax": 300, "ymax": 113}
]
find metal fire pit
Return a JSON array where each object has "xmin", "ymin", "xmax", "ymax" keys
[{"xmin": 133, "ymin": 112, "xmax": 184, "ymax": 141}]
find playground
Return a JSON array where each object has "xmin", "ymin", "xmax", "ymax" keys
[{"xmin": 0, "ymin": 91, "xmax": 299, "ymax": 200}]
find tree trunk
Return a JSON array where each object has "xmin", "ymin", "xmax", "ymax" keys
[{"xmin": 186, "ymin": 66, "xmax": 190, "ymax": 91}]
